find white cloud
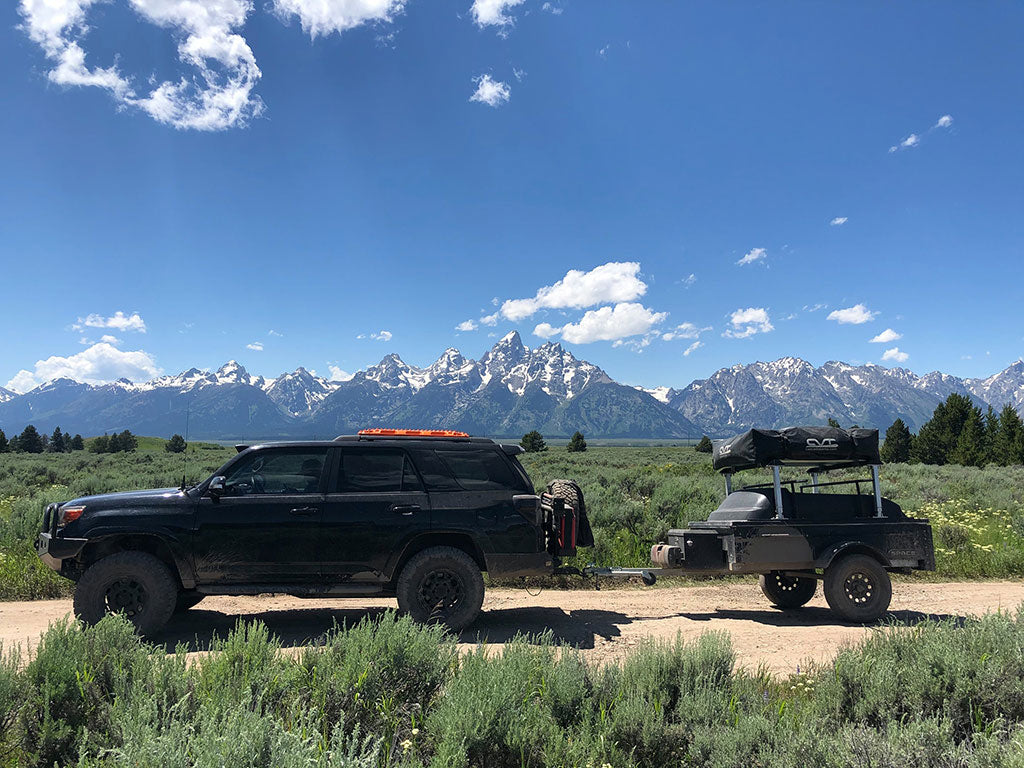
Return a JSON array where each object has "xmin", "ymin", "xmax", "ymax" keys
[
  {"xmin": 6, "ymin": 342, "xmax": 162, "ymax": 392},
  {"xmin": 597, "ymin": 43, "xmax": 610, "ymax": 57},
  {"xmin": 75, "ymin": 311, "xmax": 147, "ymax": 333},
  {"xmin": 723, "ymin": 307, "xmax": 773, "ymax": 339},
  {"xmin": 827, "ymin": 304, "xmax": 878, "ymax": 325},
  {"xmin": 830, "ymin": 217, "xmax": 848, "ymax": 226},
  {"xmin": 736, "ymin": 247, "xmax": 767, "ymax": 266},
  {"xmin": 541, "ymin": 1, "xmax": 562, "ymax": 14},
  {"xmin": 479, "ymin": 312, "xmax": 499, "ymax": 326},
  {"xmin": 889, "ymin": 133, "xmax": 920, "ymax": 152},
  {"xmin": 328, "ymin": 365, "xmax": 354, "ymax": 381},
  {"xmin": 268, "ymin": 329, "xmax": 283, "ymax": 337},
  {"xmin": 370, "ymin": 330, "xmax": 393, "ymax": 342},
  {"xmin": 534, "ymin": 302, "xmax": 666, "ymax": 344},
  {"xmin": 661, "ymin": 322, "xmax": 711, "ymax": 341},
  {"xmin": 681, "ymin": 273, "xmax": 696, "ymax": 288},
  {"xmin": 455, "ymin": 319, "xmax": 478, "ymax": 332},
  {"xmin": 19, "ymin": 0, "xmax": 264, "ymax": 131},
  {"xmin": 246, "ymin": 341, "xmax": 264, "ymax": 351},
  {"xmin": 273, "ymin": 0, "xmax": 405, "ymax": 38},
  {"xmin": 470, "ymin": 0, "xmax": 523, "ymax": 30},
  {"xmin": 803, "ymin": 303, "xmax": 828, "ymax": 313},
  {"xmin": 935, "ymin": 114, "xmax": 953, "ymax": 128},
  {"xmin": 100, "ymin": 334, "xmax": 120, "ymax": 344},
  {"xmin": 500, "ymin": 262, "xmax": 647, "ymax": 321},
  {"xmin": 470, "ymin": 74, "xmax": 510, "ymax": 108},
  {"xmin": 869, "ymin": 328, "xmax": 902, "ymax": 344},
  {"xmin": 882, "ymin": 347, "xmax": 909, "ymax": 363},
  {"xmin": 683, "ymin": 341, "xmax": 703, "ymax": 356}
]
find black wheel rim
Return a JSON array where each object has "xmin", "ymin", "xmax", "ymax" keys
[
  {"xmin": 772, "ymin": 574, "xmax": 802, "ymax": 592},
  {"xmin": 418, "ymin": 569, "xmax": 465, "ymax": 618},
  {"xmin": 843, "ymin": 571, "xmax": 874, "ymax": 604},
  {"xmin": 105, "ymin": 578, "xmax": 147, "ymax": 618}
]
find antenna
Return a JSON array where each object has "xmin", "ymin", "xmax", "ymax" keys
[{"xmin": 180, "ymin": 401, "xmax": 191, "ymax": 490}]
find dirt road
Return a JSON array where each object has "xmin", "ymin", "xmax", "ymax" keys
[{"xmin": 2, "ymin": 581, "xmax": 1021, "ymax": 674}]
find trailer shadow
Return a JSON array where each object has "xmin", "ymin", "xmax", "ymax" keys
[{"xmin": 683, "ymin": 605, "xmax": 969, "ymax": 628}]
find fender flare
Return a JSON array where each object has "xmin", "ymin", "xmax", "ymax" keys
[
  {"xmin": 79, "ymin": 529, "xmax": 197, "ymax": 589},
  {"xmin": 814, "ymin": 541, "xmax": 891, "ymax": 570}
]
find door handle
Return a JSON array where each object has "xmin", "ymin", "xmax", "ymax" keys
[
  {"xmin": 389, "ymin": 504, "xmax": 420, "ymax": 516},
  {"xmin": 289, "ymin": 506, "xmax": 319, "ymax": 516}
]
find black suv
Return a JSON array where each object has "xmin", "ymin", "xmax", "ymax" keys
[{"xmin": 37, "ymin": 431, "xmax": 580, "ymax": 636}]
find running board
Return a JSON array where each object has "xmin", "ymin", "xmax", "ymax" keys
[{"xmin": 196, "ymin": 584, "xmax": 385, "ymax": 597}]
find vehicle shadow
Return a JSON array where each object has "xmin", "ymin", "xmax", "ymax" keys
[
  {"xmin": 157, "ymin": 605, "xmax": 393, "ymax": 652},
  {"xmin": 156, "ymin": 605, "xmax": 637, "ymax": 652},
  {"xmin": 683, "ymin": 605, "xmax": 969, "ymax": 628}
]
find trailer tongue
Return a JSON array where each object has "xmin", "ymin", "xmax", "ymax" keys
[{"xmin": 575, "ymin": 427, "xmax": 935, "ymax": 622}]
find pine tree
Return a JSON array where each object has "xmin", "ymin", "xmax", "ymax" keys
[
  {"xmin": 119, "ymin": 430, "xmax": 138, "ymax": 452},
  {"xmin": 107, "ymin": 432, "xmax": 123, "ymax": 452},
  {"xmin": 695, "ymin": 435, "xmax": 713, "ymax": 453},
  {"xmin": 17, "ymin": 425, "xmax": 44, "ymax": 454},
  {"xmin": 0, "ymin": 429, "xmax": 8, "ymax": 453},
  {"xmin": 49, "ymin": 426, "xmax": 65, "ymax": 453},
  {"xmin": 880, "ymin": 419, "xmax": 912, "ymax": 463},
  {"xmin": 520, "ymin": 430, "xmax": 547, "ymax": 453},
  {"xmin": 827, "ymin": 417, "xmax": 842, "ymax": 429},
  {"xmin": 61, "ymin": 431, "xmax": 72, "ymax": 452},
  {"xmin": 993, "ymin": 405, "xmax": 1024, "ymax": 465},
  {"xmin": 165, "ymin": 434, "xmax": 187, "ymax": 453},
  {"xmin": 566, "ymin": 431, "xmax": 587, "ymax": 453},
  {"xmin": 90, "ymin": 434, "xmax": 110, "ymax": 453},
  {"xmin": 70, "ymin": 434, "xmax": 85, "ymax": 451},
  {"xmin": 911, "ymin": 393, "xmax": 978, "ymax": 465},
  {"xmin": 950, "ymin": 407, "xmax": 987, "ymax": 467}
]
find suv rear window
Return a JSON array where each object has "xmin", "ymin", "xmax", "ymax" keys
[
  {"xmin": 434, "ymin": 449, "xmax": 529, "ymax": 492},
  {"xmin": 337, "ymin": 450, "xmax": 423, "ymax": 493}
]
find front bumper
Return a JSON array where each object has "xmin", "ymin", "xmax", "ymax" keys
[{"xmin": 36, "ymin": 532, "xmax": 88, "ymax": 571}]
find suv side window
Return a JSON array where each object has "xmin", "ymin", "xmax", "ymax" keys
[
  {"xmin": 337, "ymin": 449, "xmax": 423, "ymax": 493},
  {"xmin": 223, "ymin": 449, "xmax": 327, "ymax": 495},
  {"xmin": 407, "ymin": 449, "xmax": 461, "ymax": 491},
  {"xmin": 435, "ymin": 449, "xmax": 528, "ymax": 492}
]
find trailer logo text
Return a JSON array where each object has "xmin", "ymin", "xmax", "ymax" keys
[{"xmin": 806, "ymin": 438, "xmax": 839, "ymax": 451}]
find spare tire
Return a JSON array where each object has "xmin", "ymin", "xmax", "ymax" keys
[{"xmin": 547, "ymin": 479, "xmax": 594, "ymax": 547}]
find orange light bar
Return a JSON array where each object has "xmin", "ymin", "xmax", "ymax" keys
[{"xmin": 358, "ymin": 428, "xmax": 470, "ymax": 438}]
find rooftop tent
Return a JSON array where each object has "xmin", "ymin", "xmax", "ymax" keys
[{"xmin": 712, "ymin": 426, "xmax": 881, "ymax": 473}]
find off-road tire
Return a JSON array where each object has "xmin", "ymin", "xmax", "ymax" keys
[
  {"xmin": 396, "ymin": 546, "xmax": 484, "ymax": 632},
  {"xmin": 548, "ymin": 479, "xmax": 583, "ymax": 516},
  {"xmin": 175, "ymin": 591, "xmax": 205, "ymax": 613},
  {"xmin": 760, "ymin": 571, "xmax": 817, "ymax": 609},
  {"xmin": 73, "ymin": 551, "xmax": 178, "ymax": 637},
  {"xmin": 823, "ymin": 554, "xmax": 892, "ymax": 622}
]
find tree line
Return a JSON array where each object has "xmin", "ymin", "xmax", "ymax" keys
[
  {"xmin": 0, "ymin": 425, "xmax": 84, "ymax": 453},
  {"xmin": 520, "ymin": 430, "xmax": 587, "ymax": 453},
  {"xmin": 880, "ymin": 394, "xmax": 1024, "ymax": 467},
  {"xmin": 0, "ymin": 425, "xmax": 141, "ymax": 454}
]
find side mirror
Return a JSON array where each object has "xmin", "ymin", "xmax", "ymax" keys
[{"xmin": 207, "ymin": 476, "xmax": 226, "ymax": 497}]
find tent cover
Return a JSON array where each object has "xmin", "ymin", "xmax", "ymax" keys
[{"xmin": 712, "ymin": 426, "xmax": 881, "ymax": 473}]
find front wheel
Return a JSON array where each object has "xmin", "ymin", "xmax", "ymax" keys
[
  {"xmin": 823, "ymin": 554, "xmax": 892, "ymax": 622},
  {"xmin": 760, "ymin": 571, "xmax": 817, "ymax": 609},
  {"xmin": 396, "ymin": 546, "xmax": 485, "ymax": 632},
  {"xmin": 73, "ymin": 551, "xmax": 178, "ymax": 637}
]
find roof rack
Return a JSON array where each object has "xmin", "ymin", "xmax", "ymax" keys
[{"xmin": 334, "ymin": 429, "xmax": 476, "ymax": 442}]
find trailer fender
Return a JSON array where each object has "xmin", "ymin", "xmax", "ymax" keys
[{"xmin": 814, "ymin": 541, "xmax": 891, "ymax": 570}]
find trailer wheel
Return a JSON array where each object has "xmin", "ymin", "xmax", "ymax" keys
[
  {"xmin": 759, "ymin": 572, "xmax": 816, "ymax": 609},
  {"xmin": 823, "ymin": 554, "xmax": 892, "ymax": 622}
]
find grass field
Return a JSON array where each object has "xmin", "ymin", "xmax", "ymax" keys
[
  {"xmin": 2, "ymin": 609, "xmax": 1024, "ymax": 767},
  {"xmin": 2, "ymin": 443, "xmax": 1024, "ymax": 599}
]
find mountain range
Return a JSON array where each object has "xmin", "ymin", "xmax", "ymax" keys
[{"xmin": 1, "ymin": 331, "xmax": 1021, "ymax": 440}]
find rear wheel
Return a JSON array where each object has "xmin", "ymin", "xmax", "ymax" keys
[
  {"xmin": 396, "ymin": 546, "xmax": 484, "ymax": 632},
  {"xmin": 823, "ymin": 554, "xmax": 892, "ymax": 622},
  {"xmin": 760, "ymin": 571, "xmax": 817, "ymax": 609},
  {"xmin": 73, "ymin": 551, "xmax": 178, "ymax": 637}
]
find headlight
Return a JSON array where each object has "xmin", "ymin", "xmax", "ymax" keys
[{"xmin": 58, "ymin": 506, "xmax": 85, "ymax": 526}]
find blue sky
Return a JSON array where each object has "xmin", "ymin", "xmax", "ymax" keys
[{"xmin": 2, "ymin": 1, "xmax": 1022, "ymax": 392}]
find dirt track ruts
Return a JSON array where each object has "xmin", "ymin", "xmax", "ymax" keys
[{"xmin": 2, "ymin": 581, "xmax": 1021, "ymax": 674}]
